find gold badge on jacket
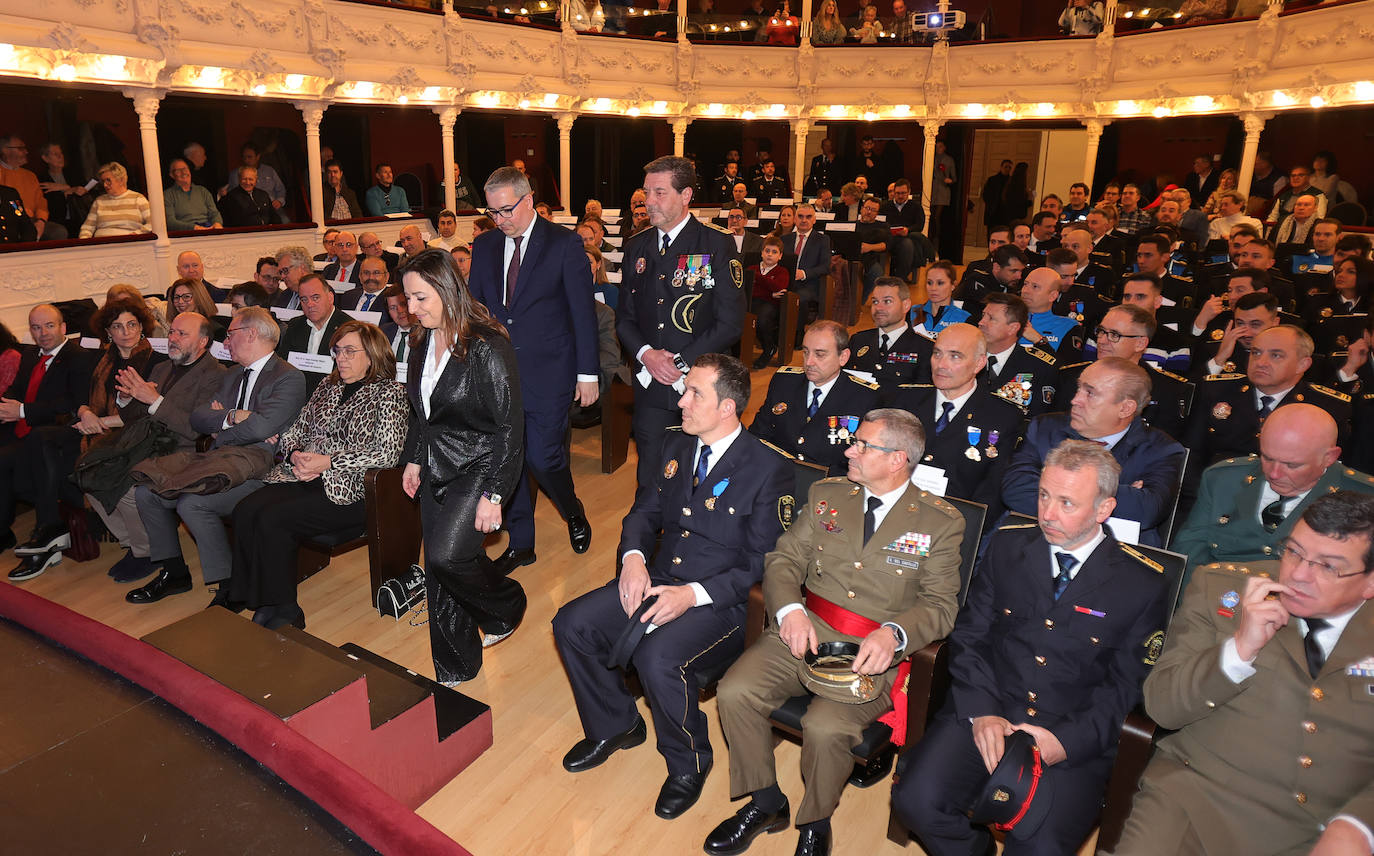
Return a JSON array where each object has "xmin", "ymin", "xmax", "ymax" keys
[
  {"xmin": 664, "ymin": 459, "xmax": 679, "ymax": 479},
  {"xmin": 1142, "ymin": 630, "xmax": 1165, "ymax": 666},
  {"xmin": 1212, "ymin": 402, "xmax": 1232, "ymax": 420},
  {"xmin": 778, "ymin": 495, "xmax": 795, "ymax": 529},
  {"xmin": 1210, "ymin": 328, "xmax": 1224, "ymax": 341},
  {"xmin": 772, "ymin": 402, "xmax": 788, "ymax": 415},
  {"xmin": 857, "ymin": 345, "xmax": 870, "ymax": 357}
]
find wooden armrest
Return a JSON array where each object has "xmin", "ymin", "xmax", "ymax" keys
[
  {"xmin": 744, "ymin": 582, "xmax": 765, "ymax": 649},
  {"xmin": 1094, "ymin": 709, "xmax": 1160, "ymax": 854},
  {"xmin": 364, "ymin": 467, "xmax": 423, "ymax": 596}
]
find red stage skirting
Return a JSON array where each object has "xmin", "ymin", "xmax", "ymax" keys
[{"xmin": 0, "ymin": 583, "xmax": 471, "ymax": 856}]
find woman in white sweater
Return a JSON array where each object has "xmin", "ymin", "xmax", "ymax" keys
[{"xmin": 79, "ymin": 162, "xmax": 152, "ymax": 239}]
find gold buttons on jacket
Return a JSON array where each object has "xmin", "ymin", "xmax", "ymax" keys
[
  {"xmin": 672, "ymin": 556, "xmax": 682, "ymax": 565},
  {"xmin": 1299, "ymin": 755, "xmax": 1313, "ymax": 768},
  {"xmin": 681, "ymin": 531, "xmax": 689, "ymax": 538},
  {"xmin": 1295, "ymin": 792, "xmax": 1307, "ymax": 805},
  {"xmin": 683, "ymin": 507, "xmax": 692, "ymax": 516},
  {"xmin": 797, "ymin": 437, "xmax": 805, "ymax": 445},
  {"xmin": 1003, "ymin": 608, "xmax": 1012, "ymax": 615},
  {"xmin": 854, "ymin": 562, "xmax": 863, "ymax": 570},
  {"xmin": 1027, "ymin": 691, "xmax": 1037, "ymax": 702},
  {"xmin": 847, "ymin": 591, "xmax": 856, "ymax": 599},
  {"xmin": 1035, "ymin": 655, "xmax": 1047, "ymax": 666},
  {"xmin": 1026, "ymin": 708, "xmax": 1037, "ymax": 718},
  {"xmin": 1263, "ymin": 546, "xmax": 1273, "ymax": 556},
  {"xmin": 1302, "ymin": 720, "xmax": 1317, "ymax": 734},
  {"xmin": 1090, "ymin": 636, "xmax": 1100, "ymax": 645},
  {"xmin": 1044, "ymin": 619, "xmax": 1055, "ymax": 630},
  {"xmin": 1310, "ymin": 687, "xmax": 1324, "ymax": 701}
]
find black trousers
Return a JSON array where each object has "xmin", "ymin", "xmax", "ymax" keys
[
  {"xmin": 504, "ymin": 400, "xmax": 579, "ymax": 551},
  {"xmin": 630, "ymin": 391, "xmax": 681, "ymax": 491},
  {"xmin": 891, "ymin": 711, "xmax": 1110, "ymax": 856},
  {"xmin": 751, "ymin": 298, "xmax": 780, "ymax": 355},
  {"xmin": 32, "ymin": 425, "xmax": 82, "ymax": 529},
  {"xmin": 228, "ymin": 480, "xmax": 365, "ymax": 610},
  {"xmin": 420, "ymin": 481, "xmax": 527, "ymax": 683},
  {"xmin": 552, "ymin": 580, "xmax": 746, "ymax": 776}
]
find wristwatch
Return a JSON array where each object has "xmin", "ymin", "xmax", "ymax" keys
[{"xmin": 482, "ymin": 491, "xmax": 503, "ymax": 505}]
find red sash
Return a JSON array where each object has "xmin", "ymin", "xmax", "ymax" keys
[{"xmin": 804, "ymin": 591, "xmax": 913, "ymax": 745}]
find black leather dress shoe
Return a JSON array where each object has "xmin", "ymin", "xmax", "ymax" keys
[
  {"xmin": 704, "ymin": 799, "xmax": 791, "ymax": 855},
  {"xmin": 15, "ymin": 524, "xmax": 70, "ymax": 556},
  {"xmin": 793, "ymin": 826, "xmax": 830, "ymax": 856},
  {"xmin": 568, "ymin": 513, "xmax": 592, "ymax": 554},
  {"xmin": 492, "ymin": 546, "xmax": 536, "ymax": 576},
  {"xmin": 561, "ymin": 715, "xmax": 647, "ymax": 772},
  {"xmin": 207, "ymin": 586, "xmax": 245, "ymax": 612},
  {"xmin": 654, "ymin": 768, "xmax": 709, "ymax": 819},
  {"xmin": 7, "ymin": 548, "xmax": 62, "ymax": 581},
  {"xmin": 126, "ymin": 568, "xmax": 194, "ymax": 604}
]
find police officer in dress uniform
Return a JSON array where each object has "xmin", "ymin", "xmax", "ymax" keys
[
  {"xmin": 957, "ymin": 243, "xmax": 1026, "ymax": 322},
  {"xmin": 1184, "ymin": 326, "xmax": 1352, "ymax": 475},
  {"xmin": 894, "ymin": 440, "xmax": 1170, "ymax": 856},
  {"xmin": 750, "ymin": 321, "xmax": 881, "ymax": 476},
  {"xmin": 1019, "ymin": 267, "xmax": 1086, "ymax": 363},
  {"xmin": 1002, "ymin": 359, "xmax": 1186, "ymax": 547},
  {"xmin": 845, "ymin": 277, "xmax": 934, "ymax": 391},
  {"xmin": 552, "ymin": 356, "xmax": 793, "ymax": 820},
  {"xmin": 707, "ymin": 409, "xmax": 964, "ymax": 856},
  {"xmin": 886, "ymin": 323, "xmax": 1024, "ymax": 517},
  {"xmin": 715, "ymin": 163, "xmax": 744, "ymax": 206},
  {"xmin": 618, "ymin": 156, "xmax": 744, "ymax": 489},
  {"xmin": 1112, "ymin": 492, "xmax": 1374, "ymax": 856},
  {"xmin": 1170, "ymin": 405, "xmax": 1374, "ymax": 583},
  {"xmin": 977, "ymin": 293, "xmax": 1060, "ymax": 418}
]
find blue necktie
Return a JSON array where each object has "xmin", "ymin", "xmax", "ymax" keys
[
  {"xmin": 360, "ymin": 292, "xmax": 375, "ymax": 312},
  {"xmin": 934, "ymin": 400, "xmax": 954, "ymax": 435},
  {"xmin": 661, "ymin": 232, "xmax": 671, "ymax": 255},
  {"xmin": 694, "ymin": 444, "xmax": 712, "ymax": 490},
  {"xmin": 1053, "ymin": 552, "xmax": 1078, "ymax": 601},
  {"xmin": 808, "ymin": 388, "xmax": 821, "ymax": 419}
]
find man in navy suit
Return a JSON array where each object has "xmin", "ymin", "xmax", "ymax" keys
[
  {"xmin": 781, "ymin": 204, "xmax": 831, "ymax": 337},
  {"xmin": 1001, "ymin": 358, "xmax": 1185, "ymax": 546},
  {"xmin": 322, "ymin": 230, "xmax": 363, "ymax": 288},
  {"xmin": 468, "ymin": 166, "xmax": 600, "ymax": 573},
  {"xmin": 552, "ymin": 354, "xmax": 792, "ymax": 820},
  {"xmin": 336, "ymin": 255, "xmax": 389, "ymax": 314},
  {"xmin": 894, "ymin": 440, "xmax": 1170, "ymax": 856}
]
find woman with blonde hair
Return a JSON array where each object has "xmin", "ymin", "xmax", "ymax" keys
[
  {"xmin": 1202, "ymin": 168, "xmax": 1239, "ymax": 219},
  {"xmin": 810, "ymin": 0, "xmax": 845, "ymax": 43}
]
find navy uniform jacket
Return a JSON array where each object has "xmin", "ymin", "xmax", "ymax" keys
[
  {"xmin": 1074, "ymin": 262, "xmax": 1117, "ymax": 298},
  {"xmin": 753, "ymin": 176, "xmax": 789, "ymax": 201},
  {"xmin": 884, "ymin": 384, "xmax": 1024, "ymax": 514},
  {"xmin": 979, "ymin": 343, "xmax": 1060, "ymax": 417},
  {"xmin": 955, "ymin": 261, "xmax": 1000, "ymax": 321},
  {"xmin": 616, "ymin": 217, "xmax": 744, "ymax": 409},
  {"xmin": 1002, "ymin": 414, "xmax": 1186, "ymax": 546},
  {"xmin": 0, "ymin": 185, "xmax": 37, "ymax": 243},
  {"xmin": 620, "ymin": 427, "xmax": 793, "ymax": 608},
  {"xmin": 1054, "ymin": 284, "xmax": 1113, "ymax": 334},
  {"xmin": 749, "ymin": 367, "xmax": 880, "ymax": 476},
  {"xmin": 714, "ymin": 174, "xmax": 742, "ymax": 204},
  {"xmin": 949, "ymin": 523, "xmax": 1170, "ymax": 767},
  {"xmin": 1055, "ymin": 361, "xmax": 1193, "ymax": 442},
  {"xmin": 1184, "ymin": 375, "xmax": 1353, "ymax": 470},
  {"xmin": 844, "ymin": 325, "xmax": 933, "ymax": 390}
]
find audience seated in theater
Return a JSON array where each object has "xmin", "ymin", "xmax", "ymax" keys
[
  {"xmin": 166, "ymin": 277, "xmax": 225, "ymax": 341},
  {"xmin": 252, "ymin": 256, "xmax": 280, "ymax": 293},
  {"xmin": 125, "ymin": 306, "xmax": 306, "ymax": 606},
  {"xmin": 911, "ymin": 260, "xmax": 971, "ymax": 336},
  {"xmin": 1272, "ymin": 192, "xmax": 1320, "ymax": 246},
  {"xmin": 397, "ymin": 224, "xmax": 427, "ymax": 264},
  {"xmin": 175, "ymin": 249, "xmax": 224, "ymax": 302},
  {"xmin": 1199, "ymin": 167, "xmax": 1239, "ymax": 218},
  {"xmin": 78, "ymin": 162, "xmax": 152, "ymax": 239},
  {"xmin": 224, "ymin": 142, "xmax": 286, "ymax": 219},
  {"xmin": 182, "ymin": 141, "xmax": 220, "ymax": 192},
  {"xmin": 1117, "ymin": 272, "xmax": 1193, "ymax": 374},
  {"xmin": 746, "ymin": 235, "xmax": 790, "ymax": 369},
  {"xmin": 359, "ymin": 231, "xmax": 400, "ymax": 277},
  {"xmin": 767, "ymin": 205, "xmax": 795, "ymax": 241},
  {"xmin": 7, "ymin": 298, "xmax": 167, "ymax": 582},
  {"xmin": 1018, "ymin": 266, "xmax": 1085, "ymax": 362},
  {"xmin": 726, "ymin": 208, "xmax": 763, "ymax": 256},
  {"xmin": 1002, "ymin": 357, "xmax": 1186, "ymax": 545},
  {"xmin": 1270, "ymin": 163, "xmax": 1328, "ymax": 223},
  {"xmin": 451, "ymin": 244, "xmax": 472, "ymax": 281},
  {"xmin": 1249, "ymin": 150, "xmax": 1286, "ymax": 202},
  {"xmin": 322, "ymin": 231, "xmax": 363, "ymax": 287},
  {"xmin": 585, "ymin": 244, "xmax": 617, "ymax": 311},
  {"xmin": 1085, "ymin": 206, "xmax": 1126, "ymax": 274},
  {"xmin": 277, "ymin": 274, "xmax": 349, "ymax": 394},
  {"xmin": 314, "ymin": 228, "xmax": 340, "ymax": 264},
  {"xmin": 616, "ymin": 188, "xmax": 648, "ymax": 236},
  {"xmin": 1169, "ymin": 189, "xmax": 1211, "ymax": 250},
  {"xmin": 0, "ymin": 133, "xmax": 62, "ymax": 240},
  {"xmin": 753, "ymin": 159, "xmax": 788, "ymax": 202},
  {"xmin": 428, "ymin": 209, "xmax": 464, "ymax": 251},
  {"xmin": 364, "ymin": 163, "xmax": 410, "ymax": 216},
  {"xmin": 216, "ymin": 165, "xmax": 274, "ymax": 227},
  {"xmin": 1207, "ymin": 190, "xmax": 1263, "ymax": 241},
  {"xmin": 0, "ymin": 305, "xmax": 97, "ymax": 564},
  {"xmin": 1191, "ymin": 280, "xmax": 1282, "ymax": 375},
  {"xmin": 1304, "ymin": 256, "xmax": 1372, "ymax": 327},
  {"xmin": 379, "ymin": 285, "xmax": 414, "ymax": 360},
  {"xmin": 164, "ymin": 159, "xmax": 222, "ymax": 232},
  {"xmin": 274, "ymin": 245, "xmax": 313, "ymax": 310},
  {"xmin": 228, "ymin": 282, "xmax": 272, "ymax": 311},
  {"xmin": 879, "ymin": 178, "xmax": 928, "ymax": 280},
  {"xmin": 731, "ymin": 182, "xmax": 758, "ymax": 220},
  {"xmin": 322, "ymin": 159, "xmax": 361, "ymax": 221},
  {"xmin": 855, "ymin": 196, "xmax": 893, "ymax": 300},
  {"xmin": 714, "ymin": 162, "xmax": 743, "ymax": 204},
  {"xmin": 106, "ymin": 283, "xmax": 168, "ymax": 337},
  {"xmin": 338, "ymin": 255, "xmax": 391, "ymax": 314},
  {"xmin": 1184, "ymin": 155, "xmax": 1221, "ymax": 210},
  {"xmin": 1115, "ymin": 184, "xmax": 1154, "ymax": 237},
  {"xmin": 225, "ymin": 320, "xmax": 407, "ymax": 630},
  {"xmin": 1131, "ymin": 232, "xmax": 1199, "ymax": 308},
  {"xmin": 446, "ymin": 161, "xmax": 483, "ymax": 211}
]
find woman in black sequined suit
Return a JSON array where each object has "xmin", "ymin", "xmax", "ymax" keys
[{"xmin": 399, "ymin": 250, "xmax": 526, "ymax": 685}]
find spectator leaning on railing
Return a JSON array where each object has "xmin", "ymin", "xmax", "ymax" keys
[{"xmin": 1058, "ymin": 0, "xmax": 1104, "ymax": 35}]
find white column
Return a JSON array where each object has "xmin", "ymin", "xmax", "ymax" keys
[
  {"xmin": 677, "ymin": 0, "xmax": 688, "ymax": 41},
  {"xmin": 790, "ymin": 118, "xmax": 809, "ymax": 200},
  {"xmin": 800, "ymin": 0, "xmax": 813, "ymax": 40},
  {"xmin": 437, "ymin": 107, "xmax": 460, "ymax": 213},
  {"xmin": 670, "ymin": 117, "xmax": 691, "ymax": 158},
  {"xmin": 295, "ymin": 101, "xmax": 327, "ymax": 233},
  {"xmin": 1082, "ymin": 118, "xmax": 1107, "ymax": 190},
  {"xmin": 557, "ymin": 113, "xmax": 575, "ymax": 211},
  {"xmin": 920, "ymin": 118, "xmax": 942, "ymax": 236},
  {"xmin": 1237, "ymin": 112, "xmax": 1269, "ymax": 198},
  {"xmin": 125, "ymin": 90, "xmax": 170, "ymax": 265}
]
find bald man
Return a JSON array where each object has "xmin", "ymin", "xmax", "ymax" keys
[
  {"xmin": 177, "ymin": 250, "xmax": 226, "ymax": 302},
  {"xmin": 1019, "ymin": 266, "xmax": 1085, "ymax": 362},
  {"xmin": 1171, "ymin": 404, "xmax": 1374, "ymax": 588},
  {"xmin": 397, "ymin": 224, "xmax": 426, "ymax": 262},
  {"xmin": 323, "ymin": 230, "xmax": 361, "ymax": 286}
]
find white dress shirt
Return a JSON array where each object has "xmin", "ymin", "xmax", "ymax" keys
[
  {"xmin": 420, "ymin": 333, "xmax": 452, "ymax": 419},
  {"xmin": 220, "ymin": 351, "xmax": 273, "ymax": 429}
]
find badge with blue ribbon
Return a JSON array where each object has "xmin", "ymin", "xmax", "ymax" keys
[
  {"xmin": 704, "ymin": 477, "xmax": 730, "ymax": 511},
  {"xmin": 965, "ymin": 425, "xmax": 982, "ymax": 461}
]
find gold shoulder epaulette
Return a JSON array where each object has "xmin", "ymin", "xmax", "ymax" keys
[
  {"xmin": 895, "ymin": 382, "xmax": 934, "ymax": 389},
  {"xmin": 756, "ymin": 437, "xmax": 794, "ymax": 459},
  {"xmin": 1152, "ymin": 366, "xmax": 1188, "ymax": 383},
  {"xmin": 1170, "ymin": 273, "xmax": 1194, "ymax": 282},
  {"xmin": 998, "ymin": 522, "xmax": 1038, "ymax": 530},
  {"xmin": 704, "ymin": 221, "xmax": 732, "ymax": 235},
  {"xmin": 846, "ymin": 373, "xmax": 880, "ymax": 390},
  {"xmin": 817, "ymin": 476, "xmax": 851, "ymax": 486},
  {"xmin": 1309, "ymin": 383, "xmax": 1351, "ymax": 403},
  {"xmin": 666, "ymin": 425, "xmax": 684, "ymax": 432},
  {"xmin": 776, "ymin": 365, "xmax": 805, "ymax": 374},
  {"xmin": 1028, "ymin": 347, "xmax": 1056, "ymax": 365},
  {"xmin": 1119, "ymin": 543, "xmax": 1164, "ymax": 574},
  {"xmin": 1204, "ymin": 373, "xmax": 1245, "ymax": 381},
  {"xmin": 1060, "ymin": 361, "xmax": 1091, "ymax": 371}
]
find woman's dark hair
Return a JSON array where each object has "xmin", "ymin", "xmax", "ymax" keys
[
  {"xmin": 228, "ymin": 281, "xmax": 271, "ymax": 308},
  {"xmin": 1313, "ymin": 150, "xmax": 1339, "ymax": 174},
  {"xmin": 1336, "ymin": 256, "xmax": 1374, "ymax": 299},
  {"xmin": 1002, "ymin": 161, "xmax": 1030, "ymax": 204},
  {"xmin": 0, "ymin": 321, "xmax": 20, "ymax": 353},
  {"xmin": 91, "ymin": 296, "xmax": 156, "ymax": 337},
  {"xmin": 1300, "ymin": 491, "xmax": 1374, "ymax": 574},
  {"xmin": 166, "ymin": 278, "xmax": 218, "ymax": 322},
  {"xmin": 396, "ymin": 249, "xmax": 507, "ymax": 359},
  {"xmin": 326, "ymin": 320, "xmax": 396, "ymax": 384}
]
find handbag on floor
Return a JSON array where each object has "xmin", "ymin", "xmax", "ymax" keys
[{"xmin": 376, "ymin": 563, "xmax": 425, "ymax": 619}]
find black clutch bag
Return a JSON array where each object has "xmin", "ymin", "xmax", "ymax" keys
[{"xmin": 376, "ymin": 563, "xmax": 426, "ymax": 619}]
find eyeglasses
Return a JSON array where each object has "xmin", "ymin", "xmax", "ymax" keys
[
  {"xmin": 331, "ymin": 345, "xmax": 364, "ymax": 358},
  {"xmin": 172, "ymin": 293, "xmax": 195, "ymax": 304},
  {"xmin": 1277, "ymin": 539, "xmax": 1367, "ymax": 579},
  {"xmin": 1093, "ymin": 326, "xmax": 1148, "ymax": 343},
  {"xmin": 225, "ymin": 326, "xmax": 249, "ymax": 338},
  {"xmin": 483, "ymin": 194, "xmax": 529, "ymax": 221},
  {"xmin": 851, "ymin": 437, "xmax": 898, "ymax": 454}
]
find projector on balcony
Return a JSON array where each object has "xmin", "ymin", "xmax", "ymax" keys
[{"xmin": 912, "ymin": 10, "xmax": 966, "ymax": 31}]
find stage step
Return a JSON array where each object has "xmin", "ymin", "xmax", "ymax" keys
[{"xmin": 144, "ymin": 608, "xmax": 492, "ymax": 808}]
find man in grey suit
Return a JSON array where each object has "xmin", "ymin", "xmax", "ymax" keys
[
  {"xmin": 127, "ymin": 307, "xmax": 306, "ymax": 605},
  {"xmin": 726, "ymin": 208, "xmax": 764, "ymax": 257}
]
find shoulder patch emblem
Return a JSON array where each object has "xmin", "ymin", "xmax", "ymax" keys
[
  {"xmin": 731, "ymin": 258, "xmax": 744, "ymax": 288},
  {"xmin": 664, "ymin": 459, "xmax": 679, "ymax": 479},
  {"xmin": 772, "ymin": 401, "xmax": 787, "ymax": 415},
  {"xmin": 778, "ymin": 495, "xmax": 795, "ymax": 530},
  {"xmin": 857, "ymin": 345, "xmax": 870, "ymax": 357},
  {"xmin": 1143, "ymin": 630, "xmax": 1166, "ymax": 666}
]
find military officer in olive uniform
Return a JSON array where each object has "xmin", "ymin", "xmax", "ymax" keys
[
  {"xmin": 886, "ymin": 323, "xmax": 1025, "ymax": 518},
  {"xmin": 1113, "ymin": 491, "xmax": 1374, "ymax": 856},
  {"xmin": 1171, "ymin": 405, "xmax": 1374, "ymax": 586},
  {"xmin": 750, "ymin": 321, "xmax": 881, "ymax": 476},
  {"xmin": 1184, "ymin": 326, "xmax": 1352, "ymax": 475},
  {"xmin": 552, "ymin": 356, "xmax": 793, "ymax": 820},
  {"xmin": 708, "ymin": 409, "xmax": 964, "ymax": 856},
  {"xmin": 618, "ymin": 156, "xmax": 744, "ymax": 489},
  {"xmin": 845, "ymin": 277, "xmax": 934, "ymax": 391},
  {"xmin": 895, "ymin": 441, "xmax": 1170, "ymax": 856}
]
